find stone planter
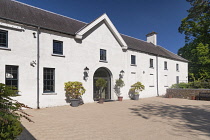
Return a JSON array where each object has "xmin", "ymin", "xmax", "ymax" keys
[
  {"xmin": 133, "ymin": 94, "xmax": 139, "ymax": 100},
  {"xmin": 118, "ymin": 96, "xmax": 123, "ymax": 101},
  {"xmin": 71, "ymin": 99, "xmax": 80, "ymax": 107}
]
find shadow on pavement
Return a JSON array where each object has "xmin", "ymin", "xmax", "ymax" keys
[
  {"xmin": 129, "ymin": 101, "xmax": 210, "ymax": 137},
  {"xmin": 16, "ymin": 124, "xmax": 36, "ymax": 140}
]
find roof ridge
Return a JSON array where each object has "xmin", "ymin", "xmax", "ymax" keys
[
  {"xmin": 11, "ymin": 0, "xmax": 87, "ymax": 24},
  {"xmin": 121, "ymin": 33, "xmax": 156, "ymax": 46}
]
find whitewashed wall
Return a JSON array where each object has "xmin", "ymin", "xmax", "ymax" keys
[{"xmin": 0, "ymin": 20, "xmax": 188, "ymax": 108}]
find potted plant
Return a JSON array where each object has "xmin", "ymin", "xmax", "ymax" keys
[
  {"xmin": 115, "ymin": 79, "xmax": 125, "ymax": 101},
  {"xmin": 130, "ymin": 82, "xmax": 145, "ymax": 100},
  {"xmin": 96, "ymin": 78, "xmax": 107, "ymax": 104},
  {"xmin": 64, "ymin": 81, "xmax": 86, "ymax": 107}
]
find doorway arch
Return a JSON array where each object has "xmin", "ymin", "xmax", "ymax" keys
[{"xmin": 93, "ymin": 67, "xmax": 112, "ymax": 101}]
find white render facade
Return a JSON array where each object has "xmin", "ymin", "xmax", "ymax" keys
[{"xmin": 0, "ymin": 0, "xmax": 188, "ymax": 108}]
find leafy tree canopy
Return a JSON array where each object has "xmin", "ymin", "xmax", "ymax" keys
[{"xmin": 178, "ymin": 0, "xmax": 210, "ymax": 81}]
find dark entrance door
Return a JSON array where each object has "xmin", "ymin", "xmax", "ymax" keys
[{"xmin": 93, "ymin": 68, "xmax": 111, "ymax": 101}]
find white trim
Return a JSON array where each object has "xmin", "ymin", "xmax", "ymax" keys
[
  {"xmin": 0, "ymin": 22, "xmax": 24, "ymax": 31},
  {"xmin": 75, "ymin": 14, "xmax": 127, "ymax": 50}
]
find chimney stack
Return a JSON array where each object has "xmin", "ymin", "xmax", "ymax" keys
[{"xmin": 146, "ymin": 31, "xmax": 157, "ymax": 45}]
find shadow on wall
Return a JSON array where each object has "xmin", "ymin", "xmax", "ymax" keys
[
  {"xmin": 129, "ymin": 102, "xmax": 210, "ymax": 138},
  {"xmin": 16, "ymin": 124, "xmax": 36, "ymax": 140}
]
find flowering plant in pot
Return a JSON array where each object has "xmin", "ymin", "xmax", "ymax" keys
[
  {"xmin": 64, "ymin": 81, "xmax": 86, "ymax": 107},
  {"xmin": 96, "ymin": 78, "xmax": 107, "ymax": 104},
  {"xmin": 115, "ymin": 79, "xmax": 125, "ymax": 101},
  {"xmin": 130, "ymin": 82, "xmax": 145, "ymax": 100}
]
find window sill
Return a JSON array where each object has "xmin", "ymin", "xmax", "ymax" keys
[
  {"xmin": 164, "ymin": 86, "xmax": 169, "ymax": 87},
  {"xmin": 149, "ymin": 86, "xmax": 155, "ymax": 87},
  {"xmin": 51, "ymin": 54, "xmax": 65, "ymax": 57},
  {"xmin": 42, "ymin": 92, "xmax": 57, "ymax": 95},
  {"xmin": 164, "ymin": 69, "xmax": 168, "ymax": 70},
  {"xmin": 0, "ymin": 47, "xmax": 11, "ymax": 51},
  {"xmin": 176, "ymin": 70, "xmax": 179, "ymax": 72},
  {"xmin": 131, "ymin": 64, "xmax": 137, "ymax": 66},
  {"xmin": 150, "ymin": 67, "xmax": 154, "ymax": 69},
  {"xmin": 99, "ymin": 60, "xmax": 108, "ymax": 63}
]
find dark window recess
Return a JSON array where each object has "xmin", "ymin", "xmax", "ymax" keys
[
  {"xmin": 176, "ymin": 64, "xmax": 179, "ymax": 71},
  {"xmin": 53, "ymin": 40, "xmax": 63, "ymax": 55},
  {"xmin": 43, "ymin": 68, "xmax": 55, "ymax": 93},
  {"xmin": 0, "ymin": 30, "xmax": 8, "ymax": 47},
  {"xmin": 150, "ymin": 59, "xmax": 153, "ymax": 68},
  {"xmin": 131, "ymin": 55, "xmax": 136, "ymax": 65},
  {"xmin": 176, "ymin": 76, "xmax": 179, "ymax": 84},
  {"xmin": 5, "ymin": 65, "xmax": 18, "ymax": 90},
  {"xmin": 100, "ymin": 49, "xmax": 106, "ymax": 61},
  {"xmin": 164, "ymin": 61, "xmax": 167, "ymax": 70}
]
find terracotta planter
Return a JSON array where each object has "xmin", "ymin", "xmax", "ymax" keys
[
  {"xmin": 98, "ymin": 98, "xmax": 104, "ymax": 104},
  {"xmin": 191, "ymin": 95, "xmax": 195, "ymax": 100},
  {"xmin": 118, "ymin": 96, "xmax": 123, "ymax": 101},
  {"xmin": 168, "ymin": 95, "xmax": 173, "ymax": 98}
]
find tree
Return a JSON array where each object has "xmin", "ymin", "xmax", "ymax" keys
[
  {"xmin": 0, "ymin": 83, "xmax": 32, "ymax": 140},
  {"xmin": 178, "ymin": 0, "xmax": 210, "ymax": 81}
]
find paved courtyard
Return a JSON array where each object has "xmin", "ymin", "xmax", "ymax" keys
[{"xmin": 18, "ymin": 97, "xmax": 210, "ymax": 140}]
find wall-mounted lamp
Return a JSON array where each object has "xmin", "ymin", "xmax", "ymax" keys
[
  {"xmin": 119, "ymin": 70, "xmax": 125, "ymax": 79},
  {"xmin": 33, "ymin": 32, "xmax": 36, "ymax": 38},
  {"xmin": 30, "ymin": 60, "xmax": 36, "ymax": 67},
  {"xmin": 84, "ymin": 67, "xmax": 89, "ymax": 81}
]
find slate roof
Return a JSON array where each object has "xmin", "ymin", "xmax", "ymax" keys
[{"xmin": 0, "ymin": 0, "xmax": 188, "ymax": 62}]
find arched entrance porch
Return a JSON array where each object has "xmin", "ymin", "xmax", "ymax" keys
[{"xmin": 93, "ymin": 67, "xmax": 112, "ymax": 101}]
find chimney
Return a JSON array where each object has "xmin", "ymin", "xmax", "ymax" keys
[{"xmin": 146, "ymin": 31, "xmax": 157, "ymax": 45}]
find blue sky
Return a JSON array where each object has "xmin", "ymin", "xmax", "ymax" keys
[{"xmin": 16, "ymin": 0, "xmax": 190, "ymax": 54}]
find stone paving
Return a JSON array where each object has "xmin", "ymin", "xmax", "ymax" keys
[{"xmin": 18, "ymin": 97, "xmax": 210, "ymax": 140}]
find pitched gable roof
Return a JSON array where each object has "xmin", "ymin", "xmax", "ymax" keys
[
  {"xmin": 0, "ymin": 0, "xmax": 187, "ymax": 62},
  {"xmin": 0, "ymin": 0, "xmax": 86, "ymax": 35},
  {"xmin": 121, "ymin": 34, "xmax": 188, "ymax": 62}
]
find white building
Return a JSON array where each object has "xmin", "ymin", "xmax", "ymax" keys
[{"xmin": 0, "ymin": 0, "xmax": 188, "ymax": 108}]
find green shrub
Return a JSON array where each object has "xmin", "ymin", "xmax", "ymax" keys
[
  {"xmin": 171, "ymin": 82, "xmax": 189, "ymax": 89},
  {"xmin": 64, "ymin": 81, "xmax": 86, "ymax": 99},
  {"xmin": 130, "ymin": 82, "xmax": 145, "ymax": 95},
  {"xmin": 0, "ymin": 83, "xmax": 32, "ymax": 140}
]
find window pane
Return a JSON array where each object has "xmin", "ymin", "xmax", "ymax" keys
[
  {"xmin": 5, "ymin": 65, "xmax": 18, "ymax": 90},
  {"xmin": 53, "ymin": 40, "xmax": 63, "ymax": 55},
  {"xmin": 43, "ymin": 68, "xmax": 55, "ymax": 92},
  {"xmin": 0, "ymin": 30, "xmax": 7, "ymax": 47},
  {"xmin": 131, "ymin": 55, "xmax": 136, "ymax": 64},
  {"xmin": 100, "ymin": 49, "xmax": 106, "ymax": 61}
]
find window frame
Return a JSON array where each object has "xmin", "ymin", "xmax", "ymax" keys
[
  {"xmin": 43, "ymin": 68, "xmax": 55, "ymax": 93},
  {"xmin": 131, "ymin": 55, "xmax": 136, "ymax": 65},
  {"xmin": 176, "ymin": 64, "xmax": 179, "ymax": 71},
  {"xmin": 53, "ymin": 40, "xmax": 63, "ymax": 55},
  {"xmin": 5, "ymin": 65, "xmax": 19, "ymax": 90},
  {"xmin": 0, "ymin": 29, "xmax": 8, "ymax": 48},
  {"xmin": 100, "ymin": 49, "xmax": 107, "ymax": 61},
  {"xmin": 164, "ymin": 61, "xmax": 168, "ymax": 70},
  {"xmin": 150, "ymin": 58, "xmax": 154, "ymax": 68}
]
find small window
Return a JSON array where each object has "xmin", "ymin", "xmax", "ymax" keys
[
  {"xmin": 53, "ymin": 40, "xmax": 63, "ymax": 55},
  {"xmin": 43, "ymin": 68, "xmax": 55, "ymax": 93},
  {"xmin": 164, "ymin": 75, "xmax": 168, "ymax": 87},
  {"xmin": 164, "ymin": 61, "xmax": 167, "ymax": 70},
  {"xmin": 176, "ymin": 64, "xmax": 179, "ymax": 71},
  {"xmin": 0, "ymin": 30, "xmax": 8, "ymax": 48},
  {"xmin": 100, "ymin": 49, "xmax": 106, "ymax": 61},
  {"xmin": 131, "ymin": 55, "xmax": 136, "ymax": 65},
  {"xmin": 150, "ymin": 59, "xmax": 153, "ymax": 68},
  {"xmin": 5, "ymin": 65, "xmax": 18, "ymax": 90},
  {"xmin": 149, "ymin": 74, "xmax": 154, "ymax": 87},
  {"xmin": 176, "ymin": 76, "xmax": 179, "ymax": 84}
]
